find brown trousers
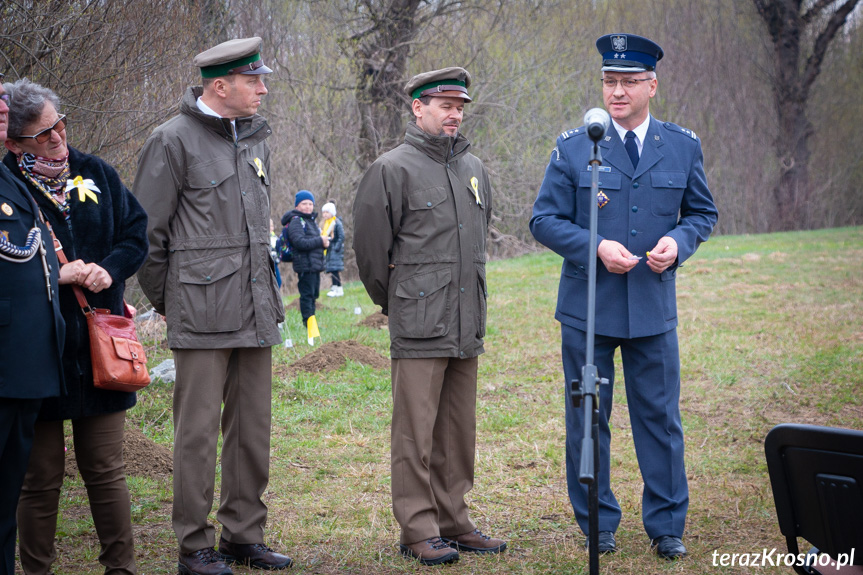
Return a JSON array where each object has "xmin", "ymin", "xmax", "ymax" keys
[
  {"xmin": 17, "ymin": 411, "xmax": 136, "ymax": 575},
  {"xmin": 391, "ymin": 357, "xmax": 478, "ymax": 545},
  {"xmin": 172, "ymin": 347, "xmax": 272, "ymax": 553}
]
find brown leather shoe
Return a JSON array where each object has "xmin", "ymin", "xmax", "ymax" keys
[
  {"xmin": 400, "ymin": 537, "xmax": 460, "ymax": 566},
  {"xmin": 178, "ymin": 547, "xmax": 233, "ymax": 575},
  {"xmin": 218, "ymin": 537, "xmax": 293, "ymax": 570},
  {"xmin": 442, "ymin": 529, "xmax": 507, "ymax": 554}
]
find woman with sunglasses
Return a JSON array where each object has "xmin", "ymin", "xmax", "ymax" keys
[{"xmin": 2, "ymin": 78, "xmax": 147, "ymax": 575}]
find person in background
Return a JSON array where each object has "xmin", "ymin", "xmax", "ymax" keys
[
  {"xmin": 269, "ymin": 219, "xmax": 282, "ymax": 289},
  {"xmin": 0, "ymin": 72, "xmax": 64, "ymax": 575},
  {"xmin": 530, "ymin": 33, "xmax": 718, "ymax": 560},
  {"xmin": 133, "ymin": 37, "xmax": 290, "ymax": 574},
  {"xmin": 353, "ymin": 67, "xmax": 505, "ymax": 566},
  {"xmin": 320, "ymin": 202, "xmax": 344, "ymax": 297},
  {"xmin": 282, "ymin": 190, "xmax": 328, "ymax": 326},
  {"xmin": 3, "ymin": 77, "xmax": 148, "ymax": 575}
]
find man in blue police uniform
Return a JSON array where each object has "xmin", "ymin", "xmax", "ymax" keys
[
  {"xmin": 0, "ymin": 73, "xmax": 65, "ymax": 575},
  {"xmin": 530, "ymin": 34, "xmax": 718, "ymax": 560}
]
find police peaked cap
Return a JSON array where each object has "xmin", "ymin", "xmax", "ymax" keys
[{"xmin": 596, "ymin": 33, "xmax": 663, "ymax": 73}]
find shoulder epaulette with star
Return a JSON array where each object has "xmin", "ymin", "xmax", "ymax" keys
[
  {"xmin": 560, "ymin": 127, "xmax": 586, "ymax": 140},
  {"xmin": 663, "ymin": 121, "xmax": 697, "ymax": 140}
]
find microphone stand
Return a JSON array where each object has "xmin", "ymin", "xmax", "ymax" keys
[{"xmin": 570, "ymin": 136, "xmax": 609, "ymax": 575}]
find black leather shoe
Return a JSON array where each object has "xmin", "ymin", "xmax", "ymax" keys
[
  {"xmin": 178, "ymin": 547, "xmax": 233, "ymax": 575},
  {"xmin": 651, "ymin": 535, "xmax": 687, "ymax": 560},
  {"xmin": 584, "ymin": 531, "xmax": 617, "ymax": 554},
  {"xmin": 218, "ymin": 537, "xmax": 293, "ymax": 570}
]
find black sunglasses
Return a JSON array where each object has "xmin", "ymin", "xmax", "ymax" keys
[{"xmin": 19, "ymin": 115, "xmax": 67, "ymax": 144}]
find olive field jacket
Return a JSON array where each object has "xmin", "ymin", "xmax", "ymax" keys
[
  {"xmin": 353, "ymin": 122, "xmax": 493, "ymax": 359},
  {"xmin": 134, "ymin": 87, "xmax": 284, "ymax": 349}
]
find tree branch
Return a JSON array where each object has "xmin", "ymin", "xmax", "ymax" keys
[{"xmin": 802, "ymin": 0, "xmax": 861, "ymax": 95}]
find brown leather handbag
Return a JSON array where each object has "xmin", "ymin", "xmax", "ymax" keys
[
  {"xmin": 76, "ymin": 286, "xmax": 151, "ymax": 392},
  {"xmin": 54, "ymin": 239, "xmax": 150, "ymax": 392}
]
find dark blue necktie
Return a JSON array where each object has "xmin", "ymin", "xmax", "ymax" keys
[{"xmin": 624, "ymin": 130, "xmax": 639, "ymax": 168}]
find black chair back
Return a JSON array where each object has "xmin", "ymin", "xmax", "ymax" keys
[{"xmin": 765, "ymin": 423, "xmax": 863, "ymax": 574}]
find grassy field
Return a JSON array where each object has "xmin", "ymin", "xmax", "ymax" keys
[{"xmin": 44, "ymin": 226, "xmax": 863, "ymax": 574}]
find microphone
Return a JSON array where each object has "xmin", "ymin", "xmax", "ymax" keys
[{"xmin": 583, "ymin": 108, "xmax": 610, "ymax": 142}]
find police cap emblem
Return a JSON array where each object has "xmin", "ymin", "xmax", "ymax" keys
[{"xmin": 611, "ymin": 35, "xmax": 627, "ymax": 52}]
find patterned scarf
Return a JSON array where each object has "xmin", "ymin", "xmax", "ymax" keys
[{"xmin": 17, "ymin": 152, "xmax": 71, "ymax": 219}]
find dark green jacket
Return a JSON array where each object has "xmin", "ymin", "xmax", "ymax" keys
[
  {"xmin": 353, "ymin": 122, "xmax": 493, "ymax": 359},
  {"xmin": 133, "ymin": 87, "xmax": 284, "ymax": 349}
]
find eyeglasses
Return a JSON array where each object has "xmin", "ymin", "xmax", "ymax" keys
[
  {"xmin": 0, "ymin": 94, "xmax": 9, "ymax": 104},
  {"xmin": 19, "ymin": 115, "xmax": 67, "ymax": 144},
  {"xmin": 601, "ymin": 78, "xmax": 652, "ymax": 89}
]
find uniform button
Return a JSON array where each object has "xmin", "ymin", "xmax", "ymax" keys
[
  {"xmin": 633, "ymin": 182, "xmax": 640, "ymax": 189},
  {"xmin": 631, "ymin": 229, "xmax": 637, "ymax": 236},
  {"xmin": 460, "ymin": 351, "xmax": 465, "ymax": 358},
  {"xmin": 48, "ymin": 264, "xmax": 52, "ymax": 271},
  {"xmin": 460, "ymin": 287, "xmax": 465, "ymax": 293},
  {"xmin": 252, "ymin": 278, "xmax": 257, "ymax": 283},
  {"xmin": 205, "ymin": 275, "xmax": 212, "ymax": 281},
  {"xmin": 260, "ymin": 339, "xmax": 265, "ymax": 345},
  {"xmin": 459, "ymin": 223, "xmax": 463, "ymax": 229},
  {"xmin": 427, "ymin": 202, "xmax": 432, "ymax": 207},
  {"xmin": 211, "ymin": 180, "xmax": 216, "ymax": 185},
  {"xmin": 419, "ymin": 291, "xmax": 425, "ymax": 297},
  {"xmin": 668, "ymin": 180, "xmax": 673, "ymax": 186},
  {"xmin": 242, "ymin": 191, "xmax": 246, "ymax": 196},
  {"xmin": 632, "ymin": 206, "xmax": 638, "ymax": 212}
]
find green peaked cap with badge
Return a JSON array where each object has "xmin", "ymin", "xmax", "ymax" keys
[
  {"xmin": 405, "ymin": 67, "xmax": 472, "ymax": 102},
  {"xmin": 193, "ymin": 37, "xmax": 273, "ymax": 78}
]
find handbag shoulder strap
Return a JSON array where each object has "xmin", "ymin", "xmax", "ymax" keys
[{"xmin": 44, "ymin": 218, "xmax": 92, "ymax": 313}]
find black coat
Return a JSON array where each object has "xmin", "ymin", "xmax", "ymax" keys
[
  {"xmin": 3, "ymin": 148, "xmax": 148, "ymax": 420},
  {"xmin": 0, "ymin": 163, "xmax": 64, "ymax": 399},
  {"xmin": 323, "ymin": 216, "xmax": 345, "ymax": 273},
  {"xmin": 283, "ymin": 209, "xmax": 325, "ymax": 274}
]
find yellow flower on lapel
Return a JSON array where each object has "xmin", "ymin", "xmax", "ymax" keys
[{"xmin": 65, "ymin": 176, "xmax": 100, "ymax": 204}]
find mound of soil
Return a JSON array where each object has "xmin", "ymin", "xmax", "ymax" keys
[
  {"xmin": 359, "ymin": 312, "xmax": 388, "ymax": 329},
  {"xmin": 66, "ymin": 426, "xmax": 173, "ymax": 480},
  {"xmin": 290, "ymin": 340, "xmax": 389, "ymax": 373}
]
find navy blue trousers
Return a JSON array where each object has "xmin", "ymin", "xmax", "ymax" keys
[
  {"xmin": 0, "ymin": 398, "xmax": 41, "ymax": 575},
  {"xmin": 561, "ymin": 324, "xmax": 688, "ymax": 539}
]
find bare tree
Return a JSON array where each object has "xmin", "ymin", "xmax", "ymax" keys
[
  {"xmin": 0, "ymin": 0, "xmax": 205, "ymax": 180},
  {"xmin": 752, "ymin": 0, "xmax": 862, "ymax": 231}
]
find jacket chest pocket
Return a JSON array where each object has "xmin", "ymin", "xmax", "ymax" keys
[
  {"xmin": 186, "ymin": 159, "xmax": 235, "ymax": 191},
  {"xmin": 407, "ymin": 186, "xmax": 448, "ymax": 211},
  {"xmin": 649, "ymin": 171, "xmax": 686, "ymax": 217},
  {"xmin": 578, "ymin": 171, "xmax": 622, "ymax": 219},
  {"xmin": 178, "ymin": 249, "xmax": 243, "ymax": 333},
  {"xmin": 392, "ymin": 267, "xmax": 451, "ymax": 339}
]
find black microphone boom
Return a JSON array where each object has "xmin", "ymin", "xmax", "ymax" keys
[{"xmin": 583, "ymin": 108, "xmax": 610, "ymax": 142}]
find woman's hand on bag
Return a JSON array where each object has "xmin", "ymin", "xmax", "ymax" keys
[
  {"xmin": 59, "ymin": 259, "xmax": 90, "ymax": 285},
  {"xmin": 82, "ymin": 263, "xmax": 113, "ymax": 293}
]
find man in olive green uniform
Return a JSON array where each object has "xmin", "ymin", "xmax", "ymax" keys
[
  {"xmin": 353, "ymin": 67, "xmax": 506, "ymax": 566},
  {"xmin": 134, "ymin": 38, "xmax": 290, "ymax": 575}
]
